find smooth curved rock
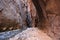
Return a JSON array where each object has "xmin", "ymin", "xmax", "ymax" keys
[
  {"xmin": 0, "ymin": 29, "xmax": 21, "ymax": 40},
  {"xmin": 9, "ymin": 27, "xmax": 52, "ymax": 40}
]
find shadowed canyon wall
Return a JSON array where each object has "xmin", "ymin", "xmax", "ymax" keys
[{"xmin": 32, "ymin": 0, "xmax": 60, "ymax": 40}]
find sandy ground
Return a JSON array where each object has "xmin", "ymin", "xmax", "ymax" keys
[{"xmin": 9, "ymin": 27, "xmax": 52, "ymax": 40}]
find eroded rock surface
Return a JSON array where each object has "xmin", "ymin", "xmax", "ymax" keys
[
  {"xmin": 0, "ymin": 0, "xmax": 32, "ymax": 31},
  {"xmin": 9, "ymin": 27, "xmax": 52, "ymax": 40}
]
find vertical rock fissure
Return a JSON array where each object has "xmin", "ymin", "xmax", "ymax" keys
[
  {"xmin": 32, "ymin": 0, "xmax": 45, "ymax": 29},
  {"xmin": 15, "ymin": 0, "xmax": 32, "ymax": 30}
]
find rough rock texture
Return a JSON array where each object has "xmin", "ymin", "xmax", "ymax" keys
[
  {"xmin": 46, "ymin": 0, "xmax": 60, "ymax": 40},
  {"xmin": 0, "ymin": 0, "xmax": 22, "ymax": 31},
  {"xmin": 9, "ymin": 27, "xmax": 52, "ymax": 40},
  {"xmin": 27, "ymin": 0, "xmax": 37, "ymax": 27},
  {"xmin": 0, "ymin": 0, "xmax": 32, "ymax": 32},
  {"xmin": 0, "ymin": 0, "xmax": 60, "ymax": 40},
  {"xmin": 32, "ymin": 0, "xmax": 60, "ymax": 40}
]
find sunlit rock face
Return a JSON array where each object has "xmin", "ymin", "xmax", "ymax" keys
[
  {"xmin": 9, "ymin": 27, "xmax": 52, "ymax": 40},
  {"xmin": 27, "ymin": 0, "xmax": 37, "ymax": 27}
]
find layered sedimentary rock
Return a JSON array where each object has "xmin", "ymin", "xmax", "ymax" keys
[
  {"xmin": 0, "ymin": 0, "xmax": 22, "ymax": 31},
  {"xmin": 0, "ymin": 0, "xmax": 32, "ymax": 31}
]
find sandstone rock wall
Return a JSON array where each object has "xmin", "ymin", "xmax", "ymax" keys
[
  {"xmin": 0, "ymin": 0, "xmax": 60, "ymax": 40},
  {"xmin": 32, "ymin": 0, "xmax": 60, "ymax": 40}
]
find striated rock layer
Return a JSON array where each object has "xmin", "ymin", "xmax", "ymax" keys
[{"xmin": 0, "ymin": 0, "xmax": 32, "ymax": 31}]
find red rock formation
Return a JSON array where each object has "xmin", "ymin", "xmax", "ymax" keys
[
  {"xmin": 32, "ymin": 0, "xmax": 60, "ymax": 40},
  {"xmin": 0, "ymin": 0, "xmax": 60, "ymax": 40}
]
